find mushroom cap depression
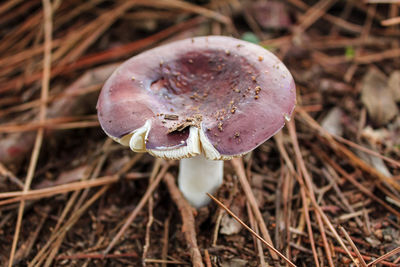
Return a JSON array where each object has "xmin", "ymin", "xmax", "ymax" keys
[{"xmin": 97, "ymin": 36, "xmax": 296, "ymax": 160}]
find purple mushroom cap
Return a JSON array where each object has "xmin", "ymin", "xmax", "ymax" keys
[{"xmin": 97, "ymin": 36, "xmax": 296, "ymax": 158}]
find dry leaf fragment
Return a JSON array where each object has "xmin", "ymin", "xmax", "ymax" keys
[
  {"xmin": 34, "ymin": 165, "xmax": 89, "ymax": 189},
  {"xmin": 361, "ymin": 68, "xmax": 398, "ymax": 126},
  {"xmin": 388, "ymin": 70, "xmax": 400, "ymax": 102},
  {"xmin": 220, "ymin": 214, "xmax": 242, "ymax": 235},
  {"xmin": 321, "ymin": 107, "xmax": 344, "ymax": 136},
  {"xmin": 220, "ymin": 194, "xmax": 245, "ymax": 235}
]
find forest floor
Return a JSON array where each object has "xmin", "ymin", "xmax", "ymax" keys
[{"xmin": 0, "ymin": 0, "xmax": 400, "ymax": 266}]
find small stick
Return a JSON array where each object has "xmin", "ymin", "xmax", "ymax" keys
[
  {"xmin": 0, "ymin": 175, "xmax": 119, "ymax": 204},
  {"xmin": 253, "ymin": 210, "xmax": 266, "ymax": 267},
  {"xmin": 317, "ymin": 148, "xmax": 400, "ymax": 219},
  {"xmin": 161, "ymin": 214, "xmax": 171, "ymax": 267},
  {"xmin": 207, "ymin": 193, "xmax": 297, "ymax": 267},
  {"xmin": 246, "ymin": 202, "xmax": 258, "ymax": 253},
  {"xmin": 297, "ymin": 108, "xmax": 400, "ymax": 168},
  {"xmin": 56, "ymin": 253, "xmax": 139, "ymax": 260},
  {"xmin": 287, "ymin": 120, "xmax": 334, "ymax": 267},
  {"xmin": 300, "ymin": 185, "xmax": 320, "ymax": 267},
  {"xmin": 0, "ymin": 84, "xmax": 101, "ymax": 118},
  {"xmin": 381, "ymin": 16, "xmax": 400, "ymax": 26},
  {"xmin": 0, "ymin": 162, "xmax": 24, "ymax": 189},
  {"xmin": 283, "ymin": 171, "xmax": 293, "ymax": 261},
  {"xmin": 366, "ymin": 0, "xmax": 400, "ymax": 4},
  {"xmin": 367, "ymin": 246, "xmax": 400, "ymax": 266},
  {"xmin": 204, "ymin": 249, "xmax": 212, "ymax": 267},
  {"xmin": 142, "ymin": 160, "xmax": 161, "ymax": 264},
  {"xmin": 164, "ymin": 172, "xmax": 204, "ymax": 267},
  {"xmin": 274, "ymin": 170, "xmax": 284, "ymax": 250},
  {"xmin": 322, "ymin": 167, "xmax": 365, "ymax": 231},
  {"xmin": 135, "ymin": 0, "xmax": 231, "ymax": 24},
  {"xmin": 6, "ymin": 206, "xmax": 50, "ymax": 266},
  {"xmin": 211, "ymin": 174, "xmax": 237, "ymax": 247},
  {"xmin": 328, "ymin": 245, "xmax": 398, "ymax": 267},
  {"xmin": 0, "ymin": 117, "xmax": 99, "ymax": 133},
  {"xmin": 34, "ymin": 141, "xmax": 119, "ymax": 266},
  {"xmin": 340, "ymin": 226, "xmax": 367, "ymax": 267},
  {"xmin": 294, "ymin": 0, "xmax": 338, "ymax": 34},
  {"xmin": 231, "ymin": 157, "xmax": 279, "ymax": 261},
  {"xmin": 103, "ymin": 162, "xmax": 169, "ymax": 255},
  {"xmin": 212, "ymin": 209, "xmax": 223, "ymax": 246},
  {"xmin": 142, "ymin": 199, "xmax": 154, "ymax": 264},
  {"xmin": 8, "ymin": 1, "xmax": 53, "ymax": 265},
  {"xmin": 144, "ymin": 258, "xmax": 187, "ymax": 264},
  {"xmin": 306, "ymin": 190, "xmax": 357, "ymax": 265},
  {"xmin": 29, "ymin": 185, "xmax": 110, "ymax": 266},
  {"xmin": 274, "ymin": 133, "xmax": 295, "ymax": 261},
  {"xmin": 44, "ymin": 232, "xmax": 65, "ymax": 267}
]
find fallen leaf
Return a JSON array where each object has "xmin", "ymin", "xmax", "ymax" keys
[
  {"xmin": 34, "ymin": 165, "xmax": 89, "ymax": 189},
  {"xmin": 321, "ymin": 107, "xmax": 344, "ymax": 136},
  {"xmin": 388, "ymin": 70, "xmax": 400, "ymax": 102},
  {"xmin": 361, "ymin": 68, "xmax": 398, "ymax": 126},
  {"xmin": 220, "ymin": 214, "xmax": 242, "ymax": 235}
]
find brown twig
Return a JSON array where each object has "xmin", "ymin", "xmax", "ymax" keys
[
  {"xmin": 142, "ymin": 159, "xmax": 161, "ymax": 264},
  {"xmin": 56, "ymin": 252, "xmax": 139, "ymax": 260},
  {"xmin": 367, "ymin": 246, "xmax": 400, "ymax": 266},
  {"xmin": 161, "ymin": 214, "xmax": 171, "ymax": 267},
  {"xmin": 322, "ymin": 168, "xmax": 366, "ymax": 232},
  {"xmin": 0, "ymin": 175, "xmax": 119, "ymax": 204},
  {"xmin": 0, "ymin": 83, "xmax": 101, "ymax": 118},
  {"xmin": 231, "ymin": 157, "xmax": 279, "ymax": 261},
  {"xmin": 330, "ymin": 246, "xmax": 399, "ymax": 267},
  {"xmin": 306, "ymin": 192, "xmax": 358, "ymax": 266},
  {"xmin": 204, "ymin": 249, "xmax": 212, "ymax": 267},
  {"xmin": 0, "ymin": 162, "xmax": 24, "ymax": 189},
  {"xmin": 29, "ymin": 185, "xmax": 110, "ymax": 266},
  {"xmin": 144, "ymin": 258, "xmax": 188, "ymax": 264},
  {"xmin": 382, "ymin": 16, "xmax": 400, "ymax": 26},
  {"xmin": 296, "ymin": 108, "xmax": 400, "ymax": 168},
  {"xmin": 35, "ymin": 142, "xmax": 112, "ymax": 266},
  {"xmin": 340, "ymin": 226, "xmax": 368, "ymax": 267},
  {"xmin": 6, "ymin": 206, "xmax": 50, "ymax": 266},
  {"xmin": 164, "ymin": 172, "xmax": 204, "ymax": 267},
  {"xmin": 32, "ymin": 140, "xmax": 122, "ymax": 266},
  {"xmin": 8, "ymin": 1, "xmax": 52, "ymax": 265},
  {"xmin": 275, "ymin": 132, "xmax": 319, "ymax": 265},
  {"xmin": 0, "ymin": 118, "xmax": 99, "ymax": 133},
  {"xmin": 317, "ymin": 148, "xmax": 400, "ymax": 219},
  {"xmin": 287, "ymin": 120, "xmax": 335, "ymax": 267},
  {"xmin": 247, "ymin": 202, "xmax": 266, "ymax": 267},
  {"xmin": 103, "ymin": 161, "xmax": 169, "ymax": 255},
  {"xmin": 294, "ymin": 0, "xmax": 338, "ymax": 34},
  {"xmin": 207, "ymin": 193, "xmax": 297, "ymax": 267},
  {"xmin": 136, "ymin": 0, "xmax": 231, "ymax": 24}
]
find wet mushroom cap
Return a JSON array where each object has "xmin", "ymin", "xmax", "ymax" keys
[{"xmin": 97, "ymin": 36, "xmax": 296, "ymax": 158}]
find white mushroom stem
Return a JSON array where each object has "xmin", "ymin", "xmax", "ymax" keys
[{"xmin": 178, "ymin": 155, "xmax": 223, "ymax": 208}]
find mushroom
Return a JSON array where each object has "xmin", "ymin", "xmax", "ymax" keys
[{"xmin": 97, "ymin": 36, "xmax": 296, "ymax": 208}]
